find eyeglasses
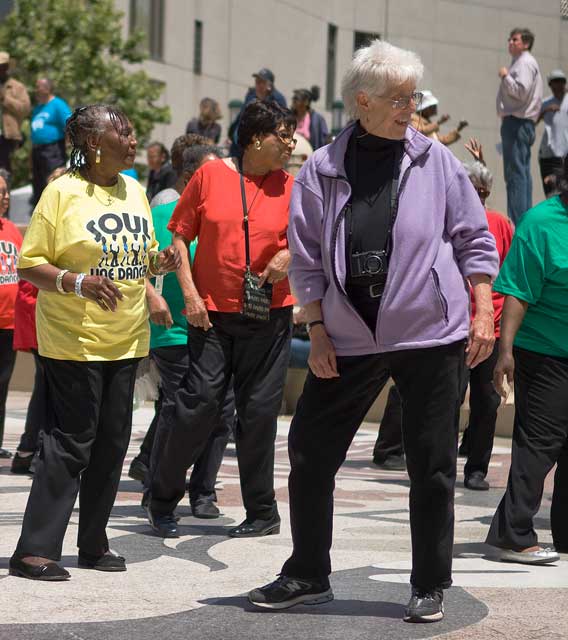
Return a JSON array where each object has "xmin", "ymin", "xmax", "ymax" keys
[
  {"xmin": 274, "ymin": 130, "xmax": 298, "ymax": 147},
  {"xmin": 382, "ymin": 91, "xmax": 423, "ymax": 110}
]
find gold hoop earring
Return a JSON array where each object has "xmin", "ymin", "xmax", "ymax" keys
[
  {"xmin": 254, "ymin": 140, "xmax": 262, "ymax": 151},
  {"xmin": 95, "ymin": 148, "xmax": 101, "ymax": 164}
]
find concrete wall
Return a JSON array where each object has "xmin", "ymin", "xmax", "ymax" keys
[{"xmin": 116, "ymin": 0, "xmax": 568, "ymax": 214}]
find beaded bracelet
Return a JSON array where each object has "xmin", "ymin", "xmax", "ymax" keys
[
  {"xmin": 74, "ymin": 273, "xmax": 87, "ymax": 298},
  {"xmin": 55, "ymin": 269, "xmax": 70, "ymax": 294}
]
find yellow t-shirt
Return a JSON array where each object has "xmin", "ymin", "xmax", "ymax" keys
[{"xmin": 18, "ymin": 172, "xmax": 159, "ymax": 361}]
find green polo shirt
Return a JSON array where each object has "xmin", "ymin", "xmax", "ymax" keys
[
  {"xmin": 150, "ymin": 199, "xmax": 196, "ymax": 349},
  {"xmin": 493, "ymin": 196, "xmax": 568, "ymax": 357}
]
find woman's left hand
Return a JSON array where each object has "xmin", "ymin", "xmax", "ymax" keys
[
  {"xmin": 258, "ymin": 249, "xmax": 291, "ymax": 287},
  {"xmin": 466, "ymin": 311, "xmax": 495, "ymax": 368},
  {"xmin": 155, "ymin": 246, "xmax": 181, "ymax": 273}
]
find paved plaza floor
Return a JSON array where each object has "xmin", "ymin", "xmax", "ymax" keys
[{"xmin": 0, "ymin": 392, "xmax": 566, "ymax": 640}]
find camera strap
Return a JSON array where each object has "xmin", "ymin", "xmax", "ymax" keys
[{"xmin": 238, "ymin": 160, "xmax": 267, "ymax": 274}]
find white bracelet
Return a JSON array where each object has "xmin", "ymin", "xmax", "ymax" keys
[
  {"xmin": 55, "ymin": 269, "xmax": 69, "ymax": 294},
  {"xmin": 74, "ymin": 273, "xmax": 86, "ymax": 298}
]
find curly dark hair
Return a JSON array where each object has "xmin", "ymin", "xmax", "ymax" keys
[
  {"xmin": 237, "ymin": 100, "xmax": 296, "ymax": 151},
  {"xmin": 66, "ymin": 104, "xmax": 130, "ymax": 172},
  {"xmin": 170, "ymin": 133, "xmax": 212, "ymax": 175}
]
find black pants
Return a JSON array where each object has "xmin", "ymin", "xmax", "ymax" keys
[
  {"xmin": 31, "ymin": 140, "xmax": 67, "ymax": 205},
  {"xmin": 539, "ymin": 156, "xmax": 563, "ymax": 197},
  {"xmin": 14, "ymin": 357, "xmax": 139, "ymax": 560},
  {"xmin": 0, "ymin": 136, "xmax": 18, "ymax": 173},
  {"xmin": 17, "ymin": 351, "xmax": 47, "ymax": 452},
  {"xmin": 0, "ymin": 329, "xmax": 17, "ymax": 449},
  {"xmin": 145, "ymin": 345, "xmax": 234, "ymax": 503},
  {"xmin": 486, "ymin": 347, "xmax": 568, "ymax": 551},
  {"xmin": 374, "ymin": 342, "xmax": 499, "ymax": 478},
  {"xmin": 373, "ymin": 384, "xmax": 404, "ymax": 462},
  {"xmin": 150, "ymin": 307, "xmax": 292, "ymax": 520},
  {"xmin": 462, "ymin": 338, "xmax": 501, "ymax": 477},
  {"xmin": 281, "ymin": 341, "xmax": 465, "ymax": 591}
]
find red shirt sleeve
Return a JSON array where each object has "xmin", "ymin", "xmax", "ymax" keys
[{"xmin": 167, "ymin": 169, "xmax": 204, "ymax": 241}]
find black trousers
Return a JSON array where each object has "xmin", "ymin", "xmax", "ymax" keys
[
  {"xmin": 17, "ymin": 351, "xmax": 47, "ymax": 452},
  {"xmin": 31, "ymin": 140, "xmax": 67, "ymax": 205},
  {"xmin": 145, "ymin": 345, "xmax": 234, "ymax": 503},
  {"xmin": 0, "ymin": 329, "xmax": 17, "ymax": 449},
  {"xmin": 374, "ymin": 342, "xmax": 499, "ymax": 478},
  {"xmin": 0, "ymin": 136, "xmax": 18, "ymax": 173},
  {"xmin": 486, "ymin": 347, "xmax": 568, "ymax": 551},
  {"xmin": 373, "ymin": 384, "xmax": 404, "ymax": 462},
  {"xmin": 282, "ymin": 341, "xmax": 465, "ymax": 591},
  {"xmin": 539, "ymin": 156, "xmax": 563, "ymax": 197},
  {"xmin": 150, "ymin": 307, "xmax": 292, "ymax": 519},
  {"xmin": 14, "ymin": 357, "xmax": 139, "ymax": 560},
  {"xmin": 462, "ymin": 338, "xmax": 501, "ymax": 477}
]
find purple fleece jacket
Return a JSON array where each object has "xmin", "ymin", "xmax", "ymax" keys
[{"xmin": 288, "ymin": 123, "xmax": 499, "ymax": 356}]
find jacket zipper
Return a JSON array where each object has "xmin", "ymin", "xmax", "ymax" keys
[{"xmin": 430, "ymin": 267, "xmax": 449, "ymax": 323}]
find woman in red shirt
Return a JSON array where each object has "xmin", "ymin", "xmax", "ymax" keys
[
  {"xmin": 148, "ymin": 101, "xmax": 296, "ymax": 539},
  {"xmin": 0, "ymin": 168, "xmax": 23, "ymax": 458}
]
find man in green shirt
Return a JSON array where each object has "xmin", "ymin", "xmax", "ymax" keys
[{"xmin": 488, "ymin": 192, "xmax": 568, "ymax": 564}]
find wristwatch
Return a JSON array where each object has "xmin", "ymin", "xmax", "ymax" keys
[{"xmin": 306, "ymin": 320, "xmax": 325, "ymax": 334}]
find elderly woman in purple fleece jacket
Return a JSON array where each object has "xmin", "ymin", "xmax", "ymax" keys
[{"xmin": 248, "ymin": 40, "xmax": 499, "ymax": 623}]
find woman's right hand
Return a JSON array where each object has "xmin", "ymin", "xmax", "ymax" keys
[
  {"xmin": 184, "ymin": 291, "xmax": 212, "ymax": 330},
  {"xmin": 80, "ymin": 275, "xmax": 123, "ymax": 312},
  {"xmin": 308, "ymin": 325, "xmax": 339, "ymax": 378},
  {"xmin": 493, "ymin": 350, "xmax": 514, "ymax": 398}
]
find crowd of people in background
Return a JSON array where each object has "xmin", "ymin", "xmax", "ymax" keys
[{"xmin": 0, "ymin": 24, "xmax": 567, "ymax": 626}]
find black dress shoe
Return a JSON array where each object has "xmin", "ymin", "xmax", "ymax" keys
[
  {"xmin": 0, "ymin": 447, "xmax": 13, "ymax": 459},
  {"xmin": 373, "ymin": 454, "xmax": 406, "ymax": 471},
  {"xmin": 128, "ymin": 456, "xmax": 149, "ymax": 484},
  {"xmin": 9, "ymin": 556, "xmax": 70, "ymax": 581},
  {"xmin": 147, "ymin": 509, "xmax": 179, "ymax": 538},
  {"xmin": 10, "ymin": 452, "xmax": 34, "ymax": 474},
  {"xmin": 464, "ymin": 471, "xmax": 490, "ymax": 491},
  {"xmin": 228, "ymin": 515, "xmax": 280, "ymax": 538},
  {"xmin": 78, "ymin": 550, "xmax": 126, "ymax": 572},
  {"xmin": 191, "ymin": 500, "xmax": 220, "ymax": 519}
]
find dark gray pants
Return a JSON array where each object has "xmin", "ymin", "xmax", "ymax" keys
[{"xmin": 150, "ymin": 307, "xmax": 292, "ymax": 520}]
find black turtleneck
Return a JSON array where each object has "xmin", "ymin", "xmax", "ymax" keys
[{"xmin": 344, "ymin": 122, "xmax": 404, "ymax": 329}]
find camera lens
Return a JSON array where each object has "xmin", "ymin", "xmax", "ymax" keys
[{"xmin": 365, "ymin": 254, "xmax": 383, "ymax": 274}]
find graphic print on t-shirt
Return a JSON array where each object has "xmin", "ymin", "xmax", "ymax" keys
[
  {"xmin": 0, "ymin": 240, "xmax": 19, "ymax": 286},
  {"xmin": 86, "ymin": 212, "xmax": 152, "ymax": 280}
]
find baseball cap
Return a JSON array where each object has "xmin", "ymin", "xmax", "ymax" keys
[
  {"xmin": 253, "ymin": 68, "xmax": 275, "ymax": 84},
  {"xmin": 548, "ymin": 69, "xmax": 566, "ymax": 82},
  {"xmin": 0, "ymin": 52, "xmax": 10, "ymax": 65},
  {"xmin": 416, "ymin": 90, "xmax": 438, "ymax": 112}
]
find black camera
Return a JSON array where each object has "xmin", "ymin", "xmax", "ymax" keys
[{"xmin": 350, "ymin": 249, "xmax": 389, "ymax": 278}]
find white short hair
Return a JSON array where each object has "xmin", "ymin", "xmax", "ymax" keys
[
  {"xmin": 464, "ymin": 161, "xmax": 493, "ymax": 192},
  {"xmin": 341, "ymin": 40, "xmax": 424, "ymax": 120}
]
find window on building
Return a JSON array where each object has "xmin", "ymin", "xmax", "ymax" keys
[
  {"xmin": 354, "ymin": 30, "xmax": 381, "ymax": 51},
  {"xmin": 562, "ymin": 0, "xmax": 568, "ymax": 19},
  {"xmin": 326, "ymin": 23, "xmax": 338, "ymax": 110},
  {"xmin": 130, "ymin": 0, "xmax": 164, "ymax": 61},
  {"xmin": 193, "ymin": 20, "xmax": 203, "ymax": 75}
]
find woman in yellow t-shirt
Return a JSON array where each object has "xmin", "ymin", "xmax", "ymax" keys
[{"xmin": 9, "ymin": 104, "xmax": 179, "ymax": 581}]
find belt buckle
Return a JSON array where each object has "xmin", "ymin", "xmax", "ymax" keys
[{"xmin": 369, "ymin": 283, "xmax": 383, "ymax": 299}]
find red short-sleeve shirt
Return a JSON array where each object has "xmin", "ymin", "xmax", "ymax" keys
[
  {"xmin": 0, "ymin": 218, "xmax": 23, "ymax": 330},
  {"xmin": 470, "ymin": 209, "xmax": 513, "ymax": 337},
  {"xmin": 168, "ymin": 159, "xmax": 295, "ymax": 312}
]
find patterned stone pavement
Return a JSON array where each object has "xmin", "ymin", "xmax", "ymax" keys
[{"xmin": 0, "ymin": 392, "xmax": 566, "ymax": 640}]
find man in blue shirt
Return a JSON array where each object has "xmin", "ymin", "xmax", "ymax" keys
[{"xmin": 30, "ymin": 77, "xmax": 71, "ymax": 204}]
